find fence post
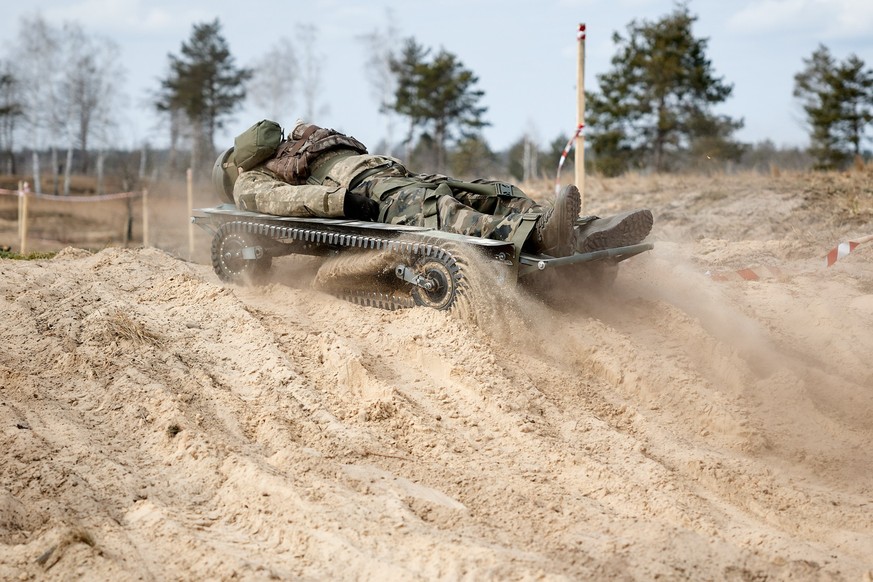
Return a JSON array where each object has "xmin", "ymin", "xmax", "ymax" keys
[
  {"xmin": 124, "ymin": 195, "xmax": 133, "ymax": 246},
  {"xmin": 142, "ymin": 188, "xmax": 149, "ymax": 247},
  {"xmin": 18, "ymin": 181, "xmax": 29, "ymax": 255},
  {"xmin": 187, "ymin": 168, "xmax": 194, "ymax": 260},
  {"xmin": 16, "ymin": 181, "xmax": 22, "ymax": 251}
]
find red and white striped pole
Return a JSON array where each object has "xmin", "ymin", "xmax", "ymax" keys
[
  {"xmin": 576, "ymin": 23, "xmax": 586, "ymax": 211},
  {"xmin": 555, "ymin": 124, "xmax": 584, "ymax": 195}
]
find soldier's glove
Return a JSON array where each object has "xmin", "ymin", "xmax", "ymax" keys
[{"xmin": 343, "ymin": 191, "xmax": 380, "ymax": 221}]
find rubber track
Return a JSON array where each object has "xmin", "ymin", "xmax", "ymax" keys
[{"xmin": 222, "ymin": 221, "xmax": 464, "ymax": 311}]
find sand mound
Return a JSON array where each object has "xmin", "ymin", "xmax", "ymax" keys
[{"xmin": 2, "ymin": 171, "xmax": 872, "ymax": 580}]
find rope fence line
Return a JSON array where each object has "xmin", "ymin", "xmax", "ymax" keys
[
  {"xmin": 0, "ymin": 188, "xmax": 142, "ymax": 202},
  {"xmin": 1, "ymin": 182, "xmax": 151, "ymax": 254}
]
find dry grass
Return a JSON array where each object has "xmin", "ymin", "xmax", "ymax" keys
[
  {"xmin": 99, "ymin": 309, "xmax": 163, "ymax": 347},
  {"xmin": 35, "ymin": 527, "xmax": 97, "ymax": 570},
  {"xmin": 800, "ymin": 163, "xmax": 873, "ymax": 222}
]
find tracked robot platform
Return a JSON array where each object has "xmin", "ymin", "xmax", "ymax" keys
[{"xmin": 192, "ymin": 204, "xmax": 653, "ymax": 311}]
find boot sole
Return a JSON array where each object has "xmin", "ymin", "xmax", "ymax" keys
[{"xmin": 577, "ymin": 209, "xmax": 653, "ymax": 253}]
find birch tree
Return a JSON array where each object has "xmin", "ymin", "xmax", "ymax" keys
[
  {"xmin": 12, "ymin": 14, "xmax": 63, "ymax": 192},
  {"xmin": 248, "ymin": 36, "xmax": 299, "ymax": 123}
]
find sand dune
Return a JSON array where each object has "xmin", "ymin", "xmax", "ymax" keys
[{"xmin": 2, "ymin": 171, "xmax": 872, "ymax": 580}]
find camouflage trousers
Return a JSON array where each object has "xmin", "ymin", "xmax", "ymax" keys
[
  {"xmin": 355, "ymin": 174, "xmax": 542, "ymax": 246},
  {"xmin": 233, "ymin": 165, "xmax": 543, "ymax": 248}
]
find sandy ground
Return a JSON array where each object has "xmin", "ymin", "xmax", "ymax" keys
[{"xmin": 1, "ymin": 170, "xmax": 872, "ymax": 580}]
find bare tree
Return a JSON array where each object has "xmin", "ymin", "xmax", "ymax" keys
[
  {"xmin": 12, "ymin": 14, "xmax": 64, "ymax": 192},
  {"xmin": 357, "ymin": 12, "xmax": 400, "ymax": 150},
  {"xmin": 60, "ymin": 22, "xmax": 125, "ymax": 176},
  {"xmin": 248, "ymin": 36, "xmax": 299, "ymax": 123},
  {"xmin": 10, "ymin": 15, "xmax": 125, "ymax": 191},
  {"xmin": 298, "ymin": 25, "xmax": 328, "ymax": 122},
  {"xmin": 162, "ymin": 107, "xmax": 191, "ymax": 174}
]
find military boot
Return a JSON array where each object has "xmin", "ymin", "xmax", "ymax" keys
[
  {"xmin": 530, "ymin": 184, "xmax": 581, "ymax": 257},
  {"xmin": 575, "ymin": 209, "xmax": 653, "ymax": 253}
]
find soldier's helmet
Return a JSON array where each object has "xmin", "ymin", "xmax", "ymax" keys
[{"xmin": 212, "ymin": 147, "xmax": 237, "ymax": 204}]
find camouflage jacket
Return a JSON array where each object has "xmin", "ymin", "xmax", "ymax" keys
[{"xmin": 234, "ymin": 153, "xmax": 408, "ymax": 218}]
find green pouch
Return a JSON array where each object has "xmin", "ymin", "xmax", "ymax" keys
[{"xmin": 233, "ymin": 120, "xmax": 284, "ymax": 171}]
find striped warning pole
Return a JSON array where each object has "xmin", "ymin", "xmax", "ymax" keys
[
  {"xmin": 555, "ymin": 123, "xmax": 584, "ymax": 195},
  {"xmin": 576, "ymin": 22, "xmax": 586, "ymax": 211}
]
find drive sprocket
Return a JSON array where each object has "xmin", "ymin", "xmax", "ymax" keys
[{"xmin": 211, "ymin": 222, "xmax": 273, "ymax": 285}]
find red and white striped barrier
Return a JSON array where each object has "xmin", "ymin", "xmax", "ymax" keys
[
  {"xmin": 706, "ymin": 265, "xmax": 785, "ymax": 282},
  {"xmin": 707, "ymin": 233, "xmax": 872, "ymax": 282},
  {"xmin": 825, "ymin": 234, "xmax": 873, "ymax": 267}
]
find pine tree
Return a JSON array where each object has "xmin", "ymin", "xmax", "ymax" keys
[
  {"xmin": 794, "ymin": 45, "xmax": 873, "ymax": 169},
  {"xmin": 386, "ymin": 38, "xmax": 488, "ymax": 172},
  {"xmin": 449, "ymin": 135, "xmax": 498, "ymax": 179},
  {"xmin": 587, "ymin": 5, "xmax": 742, "ymax": 175},
  {"xmin": 156, "ymin": 19, "xmax": 252, "ymax": 173},
  {"xmin": 0, "ymin": 68, "xmax": 23, "ymax": 173}
]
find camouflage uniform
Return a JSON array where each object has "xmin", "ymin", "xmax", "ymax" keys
[{"xmin": 233, "ymin": 150, "xmax": 541, "ymax": 248}]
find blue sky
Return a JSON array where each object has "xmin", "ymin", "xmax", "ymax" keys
[{"xmin": 2, "ymin": 0, "xmax": 872, "ymax": 152}]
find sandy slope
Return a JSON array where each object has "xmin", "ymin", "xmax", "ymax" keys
[{"xmin": 1, "ymin": 171, "xmax": 872, "ymax": 580}]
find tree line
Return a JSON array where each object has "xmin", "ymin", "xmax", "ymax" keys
[{"xmin": 0, "ymin": 6, "xmax": 871, "ymax": 194}]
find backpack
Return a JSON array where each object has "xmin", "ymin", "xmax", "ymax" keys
[
  {"xmin": 264, "ymin": 123, "xmax": 368, "ymax": 185},
  {"xmin": 233, "ymin": 119, "xmax": 284, "ymax": 171}
]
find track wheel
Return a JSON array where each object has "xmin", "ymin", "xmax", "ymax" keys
[
  {"xmin": 410, "ymin": 255, "xmax": 460, "ymax": 310},
  {"xmin": 211, "ymin": 223, "xmax": 273, "ymax": 285}
]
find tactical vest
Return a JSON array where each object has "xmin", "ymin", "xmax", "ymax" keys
[{"xmin": 264, "ymin": 123, "xmax": 368, "ymax": 185}]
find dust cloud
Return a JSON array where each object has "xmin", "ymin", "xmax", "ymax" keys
[{"xmin": 2, "ymin": 171, "xmax": 872, "ymax": 580}]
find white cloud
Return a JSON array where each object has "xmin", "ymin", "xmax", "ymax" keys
[
  {"xmin": 728, "ymin": 0, "xmax": 873, "ymax": 39},
  {"xmin": 557, "ymin": 0, "xmax": 660, "ymax": 8},
  {"xmin": 45, "ymin": 0, "xmax": 210, "ymax": 35},
  {"xmin": 829, "ymin": 0, "xmax": 873, "ymax": 37}
]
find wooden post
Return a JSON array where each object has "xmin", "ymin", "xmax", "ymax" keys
[
  {"xmin": 18, "ymin": 182, "xmax": 29, "ymax": 255},
  {"xmin": 187, "ymin": 168, "xmax": 194, "ymax": 260},
  {"xmin": 142, "ymin": 188, "xmax": 150, "ymax": 247},
  {"xmin": 576, "ymin": 23, "xmax": 587, "ymax": 212},
  {"xmin": 124, "ymin": 195, "xmax": 133, "ymax": 246},
  {"xmin": 17, "ymin": 181, "xmax": 22, "ymax": 252},
  {"xmin": 16, "ymin": 180, "xmax": 22, "ymax": 247}
]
